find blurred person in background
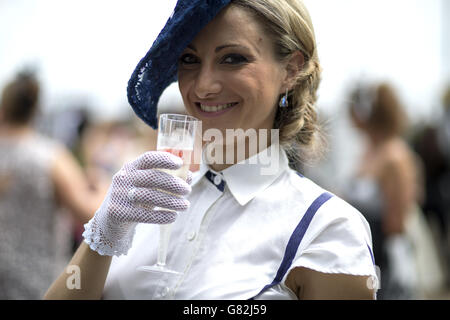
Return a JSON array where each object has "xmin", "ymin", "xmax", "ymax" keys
[
  {"xmin": 412, "ymin": 85, "xmax": 450, "ymax": 292},
  {"xmin": 54, "ymin": 107, "xmax": 111, "ymax": 253},
  {"xmin": 344, "ymin": 82, "xmax": 444, "ymax": 299},
  {"xmin": 435, "ymin": 86, "xmax": 450, "ymax": 289},
  {"xmin": 81, "ymin": 120, "xmax": 139, "ymax": 183},
  {"xmin": 0, "ymin": 70, "xmax": 106, "ymax": 299}
]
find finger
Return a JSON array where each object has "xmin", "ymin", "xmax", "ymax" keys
[
  {"xmin": 129, "ymin": 187, "xmax": 190, "ymax": 211},
  {"xmin": 133, "ymin": 208, "xmax": 178, "ymax": 225},
  {"xmin": 130, "ymin": 170, "xmax": 191, "ymax": 195},
  {"xmin": 130, "ymin": 151, "xmax": 183, "ymax": 170}
]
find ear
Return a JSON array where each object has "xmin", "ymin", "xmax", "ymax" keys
[{"xmin": 282, "ymin": 51, "xmax": 304, "ymax": 91}]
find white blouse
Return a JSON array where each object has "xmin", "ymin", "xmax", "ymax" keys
[{"xmin": 102, "ymin": 144, "xmax": 378, "ymax": 300}]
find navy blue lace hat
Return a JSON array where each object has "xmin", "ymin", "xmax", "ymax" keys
[{"xmin": 127, "ymin": 0, "xmax": 233, "ymax": 129}]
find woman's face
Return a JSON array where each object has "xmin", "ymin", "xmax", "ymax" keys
[{"xmin": 177, "ymin": 5, "xmax": 288, "ymax": 135}]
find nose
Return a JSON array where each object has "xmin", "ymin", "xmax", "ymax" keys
[{"xmin": 193, "ymin": 64, "xmax": 222, "ymax": 99}]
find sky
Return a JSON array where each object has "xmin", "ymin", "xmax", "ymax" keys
[
  {"xmin": 304, "ymin": 0, "xmax": 447, "ymax": 122},
  {"xmin": 0, "ymin": 0, "xmax": 448, "ymax": 125},
  {"xmin": 0, "ymin": 0, "xmax": 178, "ymax": 121}
]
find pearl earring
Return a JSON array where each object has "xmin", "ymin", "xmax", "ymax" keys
[{"xmin": 279, "ymin": 88, "xmax": 289, "ymax": 108}]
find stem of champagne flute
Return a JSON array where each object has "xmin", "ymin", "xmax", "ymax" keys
[{"xmin": 156, "ymin": 223, "xmax": 173, "ymax": 267}]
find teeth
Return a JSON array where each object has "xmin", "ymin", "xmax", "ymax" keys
[{"xmin": 199, "ymin": 103, "xmax": 235, "ymax": 112}]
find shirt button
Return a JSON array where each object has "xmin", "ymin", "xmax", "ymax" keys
[
  {"xmin": 213, "ymin": 175, "xmax": 222, "ymax": 185},
  {"xmin": 187, "ymin": 231, "xmax": 196, "ymax": 241}
]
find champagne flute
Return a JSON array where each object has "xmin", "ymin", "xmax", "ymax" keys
[{"xmin": 137, "ymin": 113, "xmax": 199, "ymax": 275}]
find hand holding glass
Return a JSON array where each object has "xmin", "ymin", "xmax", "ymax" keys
[{"xmin": 137, "ymin": 114, "xmax": 198, "ymax": 275}]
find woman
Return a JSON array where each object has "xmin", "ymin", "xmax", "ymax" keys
[
  {"xmin": 45, "ymin": 0, "xmax": 377, "ymax": 300},
  {"xmin": 0, "ymin": 71, "xmax": 105, "ymax": 299},
  {"xmin": 346, "ymin": 82, "xmax": 424, "ymax": 299}
]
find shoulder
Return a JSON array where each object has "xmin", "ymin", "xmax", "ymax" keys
[
  {"xmin": 380, "ymin": 138, "xmax": 414, "ymax": 167},
  {"xmin": 278, "ymin": 169, "xmax": 373, "ymax": 247},
  {"xmin": 274, "ymin": 168, "xmax": 332, "ymax": 206},
  {"xmin": 283, "ymin": 186, "xmax": 379, "ymax": 298},
  {"xmin": 29, "ymin": 133, "xmax": 65, "ymax": 159},
  {"xmin": 377, "ymin": 139, "xmax": 418, "ymax": 183},
  {"xmin": 283, "ymin": 172, "xmax": 376, "ymax": 276},
  {"xmin": 312, "ymin": 194, "xmax": 373, "ymax": 246},
  {"xmin": 285, "ymin": 169, "xmax": 365, "ymax": 220}
]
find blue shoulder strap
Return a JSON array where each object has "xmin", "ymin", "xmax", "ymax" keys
[{"xmin": 249, "ymin": 192, "xmax": 333, "ymax": 300}]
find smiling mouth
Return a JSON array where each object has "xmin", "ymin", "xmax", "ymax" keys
[{"xmin": 196, "ymin": 102, "xmax": 238, "ymax": 113}]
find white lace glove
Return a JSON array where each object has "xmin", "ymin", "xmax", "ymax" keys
[{"xmin": 83, "ymin": 151, "xmax": 192, "ymax": 257}]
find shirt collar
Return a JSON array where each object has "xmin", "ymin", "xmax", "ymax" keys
[{"xmin": 192, "ymin": 141, "xmax": 289, "ymax": 206}]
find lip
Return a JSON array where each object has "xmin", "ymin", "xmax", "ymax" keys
[{"xmin": 195, "ymin": 102, "xmax": 238, "ymax": 118}]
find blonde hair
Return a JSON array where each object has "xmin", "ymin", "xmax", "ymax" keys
[{"xmin": 232, "ymin": 0, "xmax": 323, "ymax": 165}]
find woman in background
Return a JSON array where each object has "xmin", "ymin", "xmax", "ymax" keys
[
  {"xmin": 346, "ymin": 82, "xmax": 428, "ymax": 299},
  {"xmin": 0, "ymin": 71, "xmax": 106, "ymax": 299}
]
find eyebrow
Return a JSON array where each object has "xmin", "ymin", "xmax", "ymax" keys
[
  {"xmin": 215, "ymin": 44, "xmax": 251, "ymax": 53},
  {"xmin": 186, "ymin": 43, "xmax": 252, "ymax": 53}
]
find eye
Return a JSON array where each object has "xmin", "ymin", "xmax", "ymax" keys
[
  {"xmin": 179, "ymin": 54, "xmax": 199, "ymax": 65},
  {"xmin": 221, "ymin": 54, "xmax": 248, "ymax": 65}
]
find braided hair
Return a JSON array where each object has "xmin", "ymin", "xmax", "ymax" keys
[{"xmin": 232, "ymin": 0, "xmax": 324, "ymax": 166}]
